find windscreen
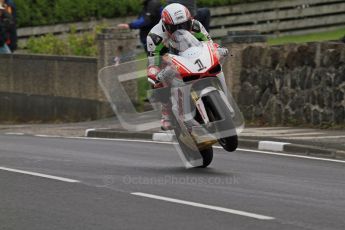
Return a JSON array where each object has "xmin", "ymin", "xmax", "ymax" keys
[{"xmin": 169, "ymin": 30, "xmax": 202, "ymax": 53}]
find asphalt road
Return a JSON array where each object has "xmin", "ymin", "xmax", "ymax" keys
[{"xmin": 0, "ymin": 134, "xmax": 344, "ymax": 230}]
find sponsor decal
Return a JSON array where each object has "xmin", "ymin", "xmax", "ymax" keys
[
  {"xmin": 174, "ymin": 10, "xmax": 183, "ymax": 16},
  {"xmin": 150, "ymin": 34, "xmax": 163, "ymax": 45}
]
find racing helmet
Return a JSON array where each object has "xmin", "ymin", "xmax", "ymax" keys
[{"xmin": 161, "ymin": 3, "xmax": 192, "ymax": 35}]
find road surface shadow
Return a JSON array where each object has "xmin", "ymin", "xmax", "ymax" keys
[{"xmin": 133, "ymin": 165, "xmax": 235, "ymax": 177}]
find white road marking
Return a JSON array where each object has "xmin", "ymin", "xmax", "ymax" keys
[
  {"xmin": 241, "ymin": 128, "xmax": 320, "ymax": 133},
  {"xmin": 0, "ymin": 167, "xmax": 80, "ymax": 183},
  {"xmin": 35, "ymin": 134, "xmax": 62, "ymax": 138},
  {"xmin": 4, "ymin": 134, "xmax": 345, "ymax": 164},
  {"xmin": 62, "ymin": 136, "xmax": 175, "ymax": 145},
  {"xmin": 70, "ymin": 137, "xmax": 345, "ymax": 164},
  {"xmin": 131, "ymin": 192, "xmax": 275, "ymax": 220},
  {"xmin": 236, "ymin": 148, "xmax": 345, "ymax": 164},
  {"xmin": 241, "ymin": 132, "xmax": 325, "ymax": 137},
  {"xmin": 243, "ymin": 127, "xmax": 314, "ymax": 131},
  {"xmin": 272, "ymin": 132, "xmax": 325, "ymax": 137},
  {"xmin": 5, "ymin": 132, "xmax": 24, "ymax": 135},
  {"xmin": 286, "ymin": 135, "xmax": 345, "ymax": 140}
]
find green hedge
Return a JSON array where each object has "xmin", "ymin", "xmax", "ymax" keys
[
  {"xmin": 17, "ymin": 0, "xmax": 272, "ymax": 27},
  {"xmin": 26, "ymin": 25, "xmax": 105, "ymax": 56},
  {"xmin": 16, "ymin": 0, "xmax": 141, "ymax": 27}
]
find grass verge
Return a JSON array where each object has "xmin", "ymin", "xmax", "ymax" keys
[{"xmin": 268, "ymin": 27, "xmax": 345, "ymax": 45}]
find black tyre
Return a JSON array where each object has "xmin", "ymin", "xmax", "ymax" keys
[
  {"xmin": 202, "ymin": 91, "xmax": 238, "ymax": 152},
  {"xmin": 219, "ymin": 135, "xmax": 238, "ymax": 152},
  {"xmin": 198, "ymin": 147, "xmax": 213, "ymax": 168},
  {"xmin": 173, "ymin": 121, "xmax": 213, "ymax": 168}
]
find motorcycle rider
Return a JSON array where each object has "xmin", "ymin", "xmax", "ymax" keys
[
  {"xmin": 146, "ymin": 3, "xmax": 211, "ymax": 130},
  {"xmin": 146, "ymin": 3, "xmax": 228, "ymax": 130}
]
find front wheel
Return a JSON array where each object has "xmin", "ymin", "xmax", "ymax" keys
[{"xmin": 202, "ymin": 90, "xmax": 238, "ymax": 152}]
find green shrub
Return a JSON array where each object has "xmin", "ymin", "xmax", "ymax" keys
[
  {"xmin": 67, "ymin": 27, "xmax": 97, "ymax": 56},
  {"xmin": 26, "ymin": 34, "xmax": 69, "ymax": 55},
  {"xmin": 16, "ymin": 0, "xmax": 274, "ymax": 27},
  {"xmin": 15, "ymin": 0, "xmax": 32, "ymax": 26},
  {"xmin": 26, "ymin": 25, "xmax": 106, "ymax": 56}
]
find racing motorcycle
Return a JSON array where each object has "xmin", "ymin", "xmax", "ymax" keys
[{"xmin": 151, "ymin": 30, "xmax": 244, "ymax": 168}]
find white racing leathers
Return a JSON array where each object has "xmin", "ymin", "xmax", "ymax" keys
[{"xmin": 146, "ymin": 19, "xmax": 211, "ymax": 84}]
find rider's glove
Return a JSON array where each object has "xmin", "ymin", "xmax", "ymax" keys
[
  {"xmin": 147, "ymin": 66, "xmax": 161, "ymax": 84},
  {"xmin": 156, "ymin": 70, "xmax": 166, "ymax": 82},
  {"xmin": 156, "ymin": 66, "xmax": 176, "ymax": 83}
]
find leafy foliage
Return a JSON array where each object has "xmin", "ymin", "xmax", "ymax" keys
[
  {"xmin": 16, "ymin": 0, "xmax": 272, "ymax": 27},
  {"xmin": 26, "ymin": 25, "xmax": 106, "ymax": 56}
]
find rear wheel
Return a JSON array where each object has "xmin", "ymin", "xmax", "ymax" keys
[
  {"xmin": 173, "ymin": 120, "xmax": 213, "ymax": 168},
  {"xmin": 198, "ymin": 147, "xmax": 213, "ymax": 168}
]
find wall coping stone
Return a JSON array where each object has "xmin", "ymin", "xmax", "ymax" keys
[
  {"xmin": 0, "ymin": 53, "xmax": 97, "ymax": 63},
  {"xmin": 98, "ymin": 27, "xmax": 138, "ymax": 40},
  {"xmin": 222, "ymin": 30, "xmax": 267, "ymax": 44}
]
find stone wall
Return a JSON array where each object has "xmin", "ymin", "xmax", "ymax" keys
[
  {"xmin": 0, "ymin": 54, "xmax": 99, "ymax": 100},
  {"xmin": 0, "ymin": 28, "xmax": 141, "ymax": 122},
  {"xmin": 238, "ymin": 42, "xmax": 345, "ymax": 126},
  {"xmin": 0, "ymin": 53, "xmax": 111, "ymax": 122}
]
